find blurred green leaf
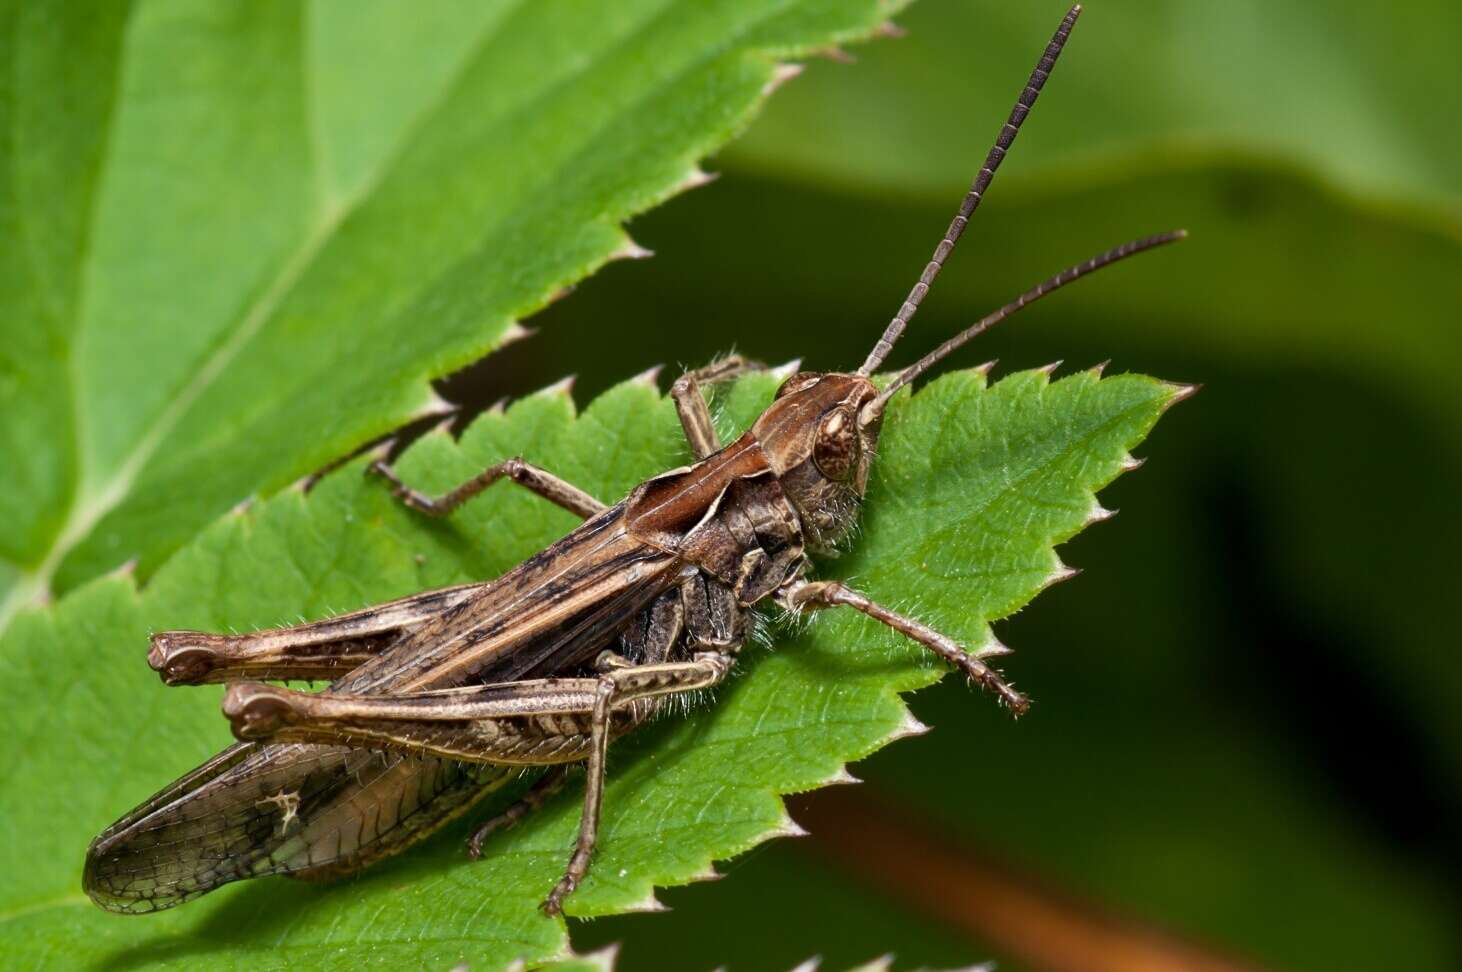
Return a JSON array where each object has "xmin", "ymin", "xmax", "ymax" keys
[
  {"xmin": 728, "ymin": 0, "xmax": 1462, "ymax": 212},
  {"xmin": 0, "ymin": 0, "xmax": 911, "ymax": 632},
  {"xmin": 0, "ymin": 367, "xmax": 1179, "ymax": 968}
]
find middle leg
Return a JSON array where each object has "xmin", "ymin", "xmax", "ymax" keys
[
  {"xmin": 781, "ymin": 579, "xmax": 1029, "ymax": 714},
  {"xmin": 467, "ymin": 765, "xmax": 571, "ymax": 859},
  {"xmin": 370, "ymin": 455, "xmax": 605, "ymax": 519}
]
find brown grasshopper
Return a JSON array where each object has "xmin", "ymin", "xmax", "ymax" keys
[{"xmin": 85, "ymin": 4, "xmax": 1181, "ymax": 917}]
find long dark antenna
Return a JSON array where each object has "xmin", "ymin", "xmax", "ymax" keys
[
  {"xmin": 867, "ymin": 231, "xmax": 1187, "ymax": 411},
  {"xmin": 858, "ymin": 4, "xmax": 1083, "ymax": 376}
]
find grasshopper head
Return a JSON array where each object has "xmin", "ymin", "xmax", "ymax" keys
[
  {"xmin": 751, "ymin": 371, "xmax": 882, "ymax": 554},
  {"xmin": 749, "ymin": 230, "xmax": 1187, "ymax": 556}
]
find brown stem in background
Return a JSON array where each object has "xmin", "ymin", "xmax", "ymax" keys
[{"xmin": 791, "ymin": 787, "xmax": 1268, "ymax": 972}]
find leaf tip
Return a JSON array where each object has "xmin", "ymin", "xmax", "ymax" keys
[
  {"xmin": 684, "ymin": 862, "xmax": 723, "ymax": 883},
  {"xmin": 763, "ymin": 62, "xmax": 804, "ymax": 97},
  {"xmin": 537, "ymin": 374, "xmax": 578, "ymax": 401},
  {"xmin": 426, "ymin": 414, "xmax": 458, "ymax": 439},
  {"xmin": 618, "ymin": 890, "xmax": 669, "ymax": 913},
  {"xmin": 884, "ymin": 708, "xmax": 931, "ymax": 742},
  {"xmin": 771, "ymin": 358, "xmax": 804, "ymax": 379},
  {"xmin": 1119, "ymin": 453, "xmax": 1147, "ymax": 473},
  {"xmin": 975, "ymin": 635, "xmax": 1013, "ymax": 660},
  {"xmin": 569, "ymin": 945, "xmax": 621, "ymax": 970},
  {"xmin": 1161, "ymin": 381, "xmax": 1202, "ymax": 410},
  {"xmin": 678, "ymin": 167, "xmax": 719, "ymax": 193},
  {"xmin": 1043, "ymin": 560, "xmax": 1081, "ymax": 589},
  {"xmin": 364, "ymin": 437, "xmax": 397, "ymax": 466},
  {"xmin": 1088, "ymin": 359, "xmax": 1112, "ymax": 377},
  {"xmin": 630, "ymin": 364, "xmax": 664, "ymax": 388},
  {"xmin": 501, "ymin": 321, "xmax": 537, "ymax": 345},
  {"xmin": 814, "ymin": 45, "xmax": 855, "ymax": 63},
  {"xmin": 769, "ymin": 806, "xmax": 811, "ymax": 839},
  {"xmin": 1084, "ymin": 503, "xmax": 1118, "ymax": 527},
  {"xmin": 612, "ymin": 239, "xmax": 654, "ymax": 262},
  {"xmin": 1036, "ymin": 360, "xmax": 1064, "ymax": 379},
  {"xmin": 819, "ymin": 765, "xmax": 862, "ymax": 786},
  {"xmin": 412, "ymin": 387, "xmax": 458, "ymax": 424}
]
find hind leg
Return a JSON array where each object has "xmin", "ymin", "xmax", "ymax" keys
[{"xmin": 149, "ymin": 582, "xmax": 489, "ymax": 685}]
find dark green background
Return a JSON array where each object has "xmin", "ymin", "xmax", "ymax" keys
[{"xmin": 459, "ymin": 2, "xmax": 1461, "ymax": 969}]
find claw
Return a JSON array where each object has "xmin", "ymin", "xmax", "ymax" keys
[
  {"xmin": 467, "ymin": 816, "xmax": 513, "ymax": 859},
  {"xmin": 954, "ymin": 652, "xmax": 1029, "ymax": 717},
  {"xmin": 541, "ymin": 876, "xmax": 575, "ymax": 916},
  {"xmin": 466, "ymin": 833, "xmax": 487, "ymax": 860}
]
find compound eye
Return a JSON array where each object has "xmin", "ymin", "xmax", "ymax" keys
[
  {"xmin": 813, "ymin": 408, "xmax": 858, "ymax": 480},
  {"xmin": 775, "ymin": 372, "xmax": 820, "ymax": 399}
]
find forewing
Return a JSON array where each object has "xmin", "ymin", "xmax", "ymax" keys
[
  {"xmin": 343, "ymin": 503, "xmax": 682, "ymax": 691},
  {"xmin": 87, "ymin": 504, "xmax": 682, "ymax": 912},
  {"xmin": 86, "ymin": 742, "xmax": 505, "ymax": 913}
]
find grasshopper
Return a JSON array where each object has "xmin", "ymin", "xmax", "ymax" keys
[{"xmin": 85, "ymin": 4, "xmax": 1181, "ymax": 917}]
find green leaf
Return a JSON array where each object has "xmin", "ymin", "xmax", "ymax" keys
[
  {"xmin": 0, "ymin": 366, "xmax": 1181, "ymax": 968},
  {"xmin": 0, "ymin": 0, "xmax": 909, "ymax": 632}
]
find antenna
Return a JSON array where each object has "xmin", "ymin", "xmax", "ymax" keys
[
  {"xmin": 858, "ymin": 4, "xmax": 1083, "ymax": 376},
  {"xmin": 867, "ymin": 231, "xmax": 1187, "ymax": 411}
]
